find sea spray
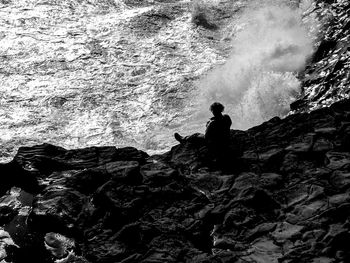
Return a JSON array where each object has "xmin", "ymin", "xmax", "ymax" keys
[{"xmin": 196, "ymin": 3, "xmax": 315, "ymax": 129}]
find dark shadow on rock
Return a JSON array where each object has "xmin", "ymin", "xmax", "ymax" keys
[{"xmin": 0, "ymin": 160, "xmax": 39, "ymax": 195}]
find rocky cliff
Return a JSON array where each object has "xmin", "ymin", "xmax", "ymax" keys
[
  {"xmin": 1, "ymin": 0, "xmax": 350, "ymax": 262},
  {"xmin": 1, "ymin": 97, "xmax": 350, "ymax": 263},
  {"xmin": 291, "ymin": 0, "xmax": 350, "ymax": 112}
]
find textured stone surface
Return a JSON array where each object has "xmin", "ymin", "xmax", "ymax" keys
[
  {"xmin": 292, "ymin": 0, "xmax": 350, "ymax": 112},
  {"xmin": 1, "ymin": 99, "xmax": 350, "ymax": 262},
  {"xmin": 1, "ymin": 0, "xmax": 350, "ymax": 262},
  {"xmin": 1, "ymin": 105, "xmax": 350, "ymax": 261}
]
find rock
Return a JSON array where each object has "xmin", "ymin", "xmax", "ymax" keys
[
  {"xmin": 281, "ymin": 152, "xmax": 316, "ymax": 173},
  {"xmin": 30, "ymin": 186, "xmax": 88, "ymax": 233},
  {"xmin": 0, "ymin": 228, "xmax": 18, "ymax": 261},
  {"xmin": 241, "ymin": 238, "xmax": 282, "ymax": 263},
  {"xmin": 271, "ymin": 222, "xmax": 304, "ymax": 243},
  {"xmin": 0, "ymin": 206, "xmax": 17, "ymax": 225},
  {"xmin": 295, "ymin": 0, "xmax": 350, "ymax": 112},
  {"xmin": 315, "ymin": 127, "xmax": 337, "ymax": 137},
  {"xmin": 326, "ymin": 152, "xmax": 350, "ymax": 170},
  {"xmin": 3, "ymin": 97, "xmax": 350, "ymax": 262},
  {"xmin": 141, "ymin": 161, "xmax": 178, "ymax": 187},
  {"xmin": 259, "ymin": 173, "xmax": 283, "ymax": 190},
  {"xmin": 65, "ymin": 168, "xmax": 111, "ymax": 195},
  {"xmin": 260, "ymin": 148, "xmax": 286, "ymax": 172},
  {"xmin": 312, "ymin": 138, "xmax": 334, "ymax": 153},
  {"xmin": 287, "ymin": 200, "xmax": 328, "ymax": 223},
  {"xmin": 239, "ymin": 187, "xmax": 280, "ymax": 212},
  {"xmin": 286, "ymin": 142, "xmax": 313, "ymax": 153},
  {"xmin": 0, "ymin": 161, "xmax": 38, "ymax": 195},
  {"xmin": 13, "ymin": 143, "xmax": 148, "ymax": 174},
  {"xmin": 330, "ymin": 170, "xmax": 350, "ymax": 189},
  {"xmin": 311, "ymin": 257, "xmax": 335, "ymax": 263},
  {"xmin": 302, "ymin": 229, "xmax": 327, "ymax": 242},
  {"xmin": 189, "ymin": 172, "xmax": 223, "ymax": 194},
  {"xmin": 247, "ymin": 222, "xmax": 277, "ymax": 241},
  {"xmin": 106, "ymin": 161, "xmax": 142, "ymax": 184},
  {"xmin": 329, "ymin": 193, "xmax": 350, "ymax": 206},
  {"xmin": 44, "ymin": 232, "xmax": 75, "ymax": 258}
]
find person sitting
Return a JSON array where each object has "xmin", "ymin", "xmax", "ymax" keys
[
  {"xmin": 204, "ymin": 102, "xmax": 232, "ymax": 155},
  {"xmin": 174, "ymin": 102, "xmax": 232, "ymax": 164}
]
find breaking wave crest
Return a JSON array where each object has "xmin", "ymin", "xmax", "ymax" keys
[{"xmin": 195, "ymin": 2, "xmax": 315, "ymax": 129}]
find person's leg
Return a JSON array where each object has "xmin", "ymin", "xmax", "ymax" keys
[
  {"xmin": 187, "ymin": 133, "xmax": 205, "ymax": 145},
  {"xmin": 174, "ymin": 132, "xmax": 184, "ymax": 143},
  {"xmin": 174, "ymin": 133, "xmax": 205, "ymax": 145}
]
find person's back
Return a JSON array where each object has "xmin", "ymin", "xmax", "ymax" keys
[
  {"xmin": 205, "ymin": 114, "xmax": 232, "ymax": 146},
  {"xmin": 173, "ymin": 102, "xmax": 233, "ymax": 169},
  {"xmin": 203, "ymin": 103, "xmax": 232, "ymax": 171},
  {"xmin": 205, "ymin": 102, "xmax": 232, "ymax": 146}
]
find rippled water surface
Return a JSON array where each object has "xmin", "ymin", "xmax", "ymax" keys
[
  {"xmin": 0, "ymin": 0, "xmax": 235, "ymax": 161},
  {"xmin": 0, "ymin": 0, "xmax": 318, "ymax": 162}
]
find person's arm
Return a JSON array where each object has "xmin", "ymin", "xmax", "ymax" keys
[
  {"xmin": 224, "ymin": 115, "xmax": 232, "ymax": 128},
  {"xmin": 205, "ymin": 120, "xmax": 214, "ymax": 140}
]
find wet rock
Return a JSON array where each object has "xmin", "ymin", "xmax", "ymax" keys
[
  {"xmin": 13, "ymin": 143, "xmax": 148, "ymax": 174},
  {"xmin": 30, "ymin": 187, "xmax": 88, "ymax": 234},
  {"xmin": 302, "ymin": 229, "xmax": 327, "ymax": 243},
  {"xmin": 3, "ymin": 98, "xmax": 350, "ymax": 262},
  {"xmin": 247, "ymin": 222, "xmax": 277, "ymax": 241},
  {"xmin": 326, "ymin": 151, "xmax": 350, "ymax": 170},
  {"xmin": 0, "ymin": 228, "xmax": 18, "ymax": 261},
  {"xmin": 311, "ymin": 258, "xmax": 335, "ymax": 263},
  {"xmin": 321, "ymin": 223, "xmax": 350, "ymax": 259},
  {"xmin": 295, "ymin": 0, "xmax": 350, "ymax": 112},
  {"xmin": 315, "ymin": 127, "xmax": 337, "ymax": 138},
  {"xmin": 259, "ymin": 173, "xmax": 283, "ymax": 190},
  {"xmin": 44, "ymin": 232, "xmax": 75, "ymax": 259},
  {"xmin": 272, "ymin": 222, "xmax": 304, "ymax": 243},
  {"xmin": 241, "ymin": 238, "xmax": 282, "ymax": 263},
  {"xmin": 328, "ymin": 193, "xmax": 350, "ymax": 206},
  {"xmin": 0, "ymin": 161, "xmax": 38, "ymax": 195},
  {"xmin": 0, "ymin": 206, "xmax": 17, "ymax": 225},
  {"xmin": 106, "ymin": 161, "xmax": 142, "ymax": 184},
  {"xmin": 330, "ymin": 170, "xmax": 350, "ymax": 189},
  {"xmin": 65, "ymin": 168, "xmax": 112, "ymax": 195},
  {"xmin": 239, "ymin": 187, "xmax": 280, "ymax": 212},
  {"xmin": 189, "ymin": 172, "xmax": 223, "ymax": 194},
  {"xmin": 260, "ymin": 148, "xmax": 286, "ymax": 172},
  {"xmin": 281, "ymin": 152, "xmax": 317, "ymax": 174},
  {"xmin": 141, "ymin": 161, "xmax": 178, "ymax": 187},
  {"xmin": 312, "ymin": 138, "xmax": 334, "ymax": 153},
  {"xmin": 286, "ymin": 200, "xmax": 328, "ymax": 223}
]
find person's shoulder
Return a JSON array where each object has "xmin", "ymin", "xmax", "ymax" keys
[
  {"xmin": 223, "ymin": 114, "xmax": 231, "ymax": 120},
  {"xmin": 223, "ymin": 114, "xmax": 232, "ymax": 125}
]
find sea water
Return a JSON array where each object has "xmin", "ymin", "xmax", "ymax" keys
[{"xmin": 0, "ymin": 0, "xmax": 320, "ymax": 162}]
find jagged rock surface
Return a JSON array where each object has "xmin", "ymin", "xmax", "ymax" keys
[
  {"xmin": 1, "ymin": 98, "xmax": 350, "ymax": 262},
  {"xmin": 292, "ymin": 0, "xmax": 350, "ymax": 112}
]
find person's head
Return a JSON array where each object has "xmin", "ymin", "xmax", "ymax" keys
[{"xmin": 210, "ymin": 102, "xmax": 224, "ymax": 117}]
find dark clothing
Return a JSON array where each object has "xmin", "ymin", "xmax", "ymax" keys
[
  {"xmin": 174, "ymin": 113, "xmax": 233, "ymax": 171},
  {"xmin": 204, "ymin": 114, "xmax": 232, "ymax": 170},
  {"xmin": 178, "ymin": 114, "xmax": 232, "ymax": 148},
  {"xmin": 205, "ymin": 114, "xmax": 232, "ymax": 147}
]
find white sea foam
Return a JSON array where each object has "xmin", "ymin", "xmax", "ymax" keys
[{"xmin": 196, "ymin": 1, "xmax": 316, "ymax": 129}]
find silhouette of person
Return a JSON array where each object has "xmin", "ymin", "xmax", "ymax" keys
[
  {"xmin": 174, "ymin": 102, "xmax": 232, "ymax": 165},
  {"xmin": 205, "ymin": 102, "xmax": 232, "ymax": 155}
]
